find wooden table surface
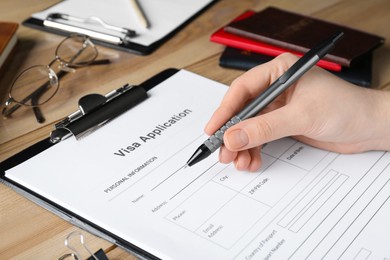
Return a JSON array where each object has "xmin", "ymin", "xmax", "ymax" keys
[{"xmin": 1, "ymin": 0, "xmax": 389, "ymax": 259}]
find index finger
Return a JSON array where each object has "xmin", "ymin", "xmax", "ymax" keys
[{"xmin": 204, "ymin": 53, "xmax": 297, "ymax": 135}]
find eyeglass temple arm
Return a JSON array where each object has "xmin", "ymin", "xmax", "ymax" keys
[
  {"xmin": 31, "ymin": 95, "xmax": 46, "ymax": 124},
  {"xmin": 91, "ymin": 59, "xmax": 110, "ymax": 65}
]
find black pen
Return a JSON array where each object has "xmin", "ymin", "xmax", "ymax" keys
[{"xmin": 186, "ymin": 31, "xmax": 344, "ymax": 167}]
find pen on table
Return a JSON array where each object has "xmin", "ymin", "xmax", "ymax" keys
[
  {"xmin": 129, "ymin": 0, "xmax": 150, "ymax": 29},
  {"xmin": 186, "ymin": 31, "xmax": 344, "ymax": 167}
]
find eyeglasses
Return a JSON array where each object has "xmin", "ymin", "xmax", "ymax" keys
[{"xmin": 2, "ymin": 34, "xmax": 110, "ymax": 123}]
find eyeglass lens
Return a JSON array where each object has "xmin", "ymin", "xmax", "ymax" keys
[
  {"xmin": 10, "ymin": 65, "xmax": 59, "ymax": 106},
  {"xmin": 56, "ymin": 36, "xmax": 98, "ymax": 66}
]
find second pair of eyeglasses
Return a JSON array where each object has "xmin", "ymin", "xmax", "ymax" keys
[{"xmin": 2, "ymin": 34, "xmax": 110, "ymax": 123}]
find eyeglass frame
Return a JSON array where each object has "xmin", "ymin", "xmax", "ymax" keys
[{"xmin": 2, "ymin": 34, "xmax": 109, "ymax": 123}]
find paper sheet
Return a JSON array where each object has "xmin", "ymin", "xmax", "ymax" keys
[
  {"xmin": 5, "ymin": 70, "xmax": 390, "ymax": 259},
  {"xmin": 32, "ymin": 0, "xmax": 213, "ymax": 46}
]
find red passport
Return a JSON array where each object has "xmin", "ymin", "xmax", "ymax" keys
[
  {"xmin": 210, "ymin": 11, "xmax": 342, "ymax": 71},
  {"xmin": 225, "ymin": 7, "xmax": 385, "ymax": 67}
]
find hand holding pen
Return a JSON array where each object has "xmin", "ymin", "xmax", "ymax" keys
[{"xmin": 186, "ymin": 32, "xmax": 345, "ymax": 169}]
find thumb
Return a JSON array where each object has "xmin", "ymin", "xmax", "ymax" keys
[{"xmin": 223, "ymin": 106, "xmax": 305, "ymax": 151}]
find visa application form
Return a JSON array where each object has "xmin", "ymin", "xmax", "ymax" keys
[{"xmin": 4, "ymin": 70, "xmax": 390, "ymax": 259}]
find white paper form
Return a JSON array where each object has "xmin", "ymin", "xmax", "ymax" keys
[
  {"xmin": 5, "ymin": 70, "xmax": 390, "ymax": 259},
  {"xmin": 31, "ymin": 0, "xmax": 214, "ymax": 46}
]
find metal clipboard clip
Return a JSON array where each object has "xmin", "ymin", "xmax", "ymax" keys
[
  {"xmin": 58, "ymin": 231, "xmax": 109, "ymax": 260},
  {"xmin": 44, "ymin": 13, "xmax": 136, "ymax": 45},
  {"xmin": 50, "ymin": 84, "xmax": 148, "ymax": 144}
]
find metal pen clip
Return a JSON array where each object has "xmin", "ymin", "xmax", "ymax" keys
[
  {"xmin": 44, "ymin": 13, "xmax": 136, "ymax": 45},
  {"xmin": 50, "ymin": 83, "xmax": 148, "ymax": 143}
]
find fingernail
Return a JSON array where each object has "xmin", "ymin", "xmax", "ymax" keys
[{"xmin": 227, "ymin": 129, "xmax": 249, "ymax": 149}]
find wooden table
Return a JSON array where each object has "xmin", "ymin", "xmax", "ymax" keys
[{"xmin": 1, "ymin": 0, "xmax": 389, "ymax": 258}]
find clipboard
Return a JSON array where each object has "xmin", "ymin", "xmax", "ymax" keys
[
  {"xmin": 3, "ymin": 68, "xmax": 390, "ymax": 259},
  {"xmin": 23, "ymin": 0, "xmax": 218, "ymax": 55},
  {"xmin": 0, "ymin": 68, "xmax": 180, "ymax": 260}
]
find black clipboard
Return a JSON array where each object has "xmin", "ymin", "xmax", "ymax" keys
[
  {"xmin": 23, "ymin": 1, "xmax": 218, "ymax": 55},
  {"xmin": 0, "ymin": 68, "xmax": 179, "ymax": 260}
]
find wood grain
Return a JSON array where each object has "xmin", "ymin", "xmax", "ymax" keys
[{"xmin": 0, "ymin": 0, "xmax": 389, "ymax": 258}]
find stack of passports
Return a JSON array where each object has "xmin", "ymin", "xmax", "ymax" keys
[{"xmin": 211, "ymin": 7, "xmax": 385, "ymax": 87}]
